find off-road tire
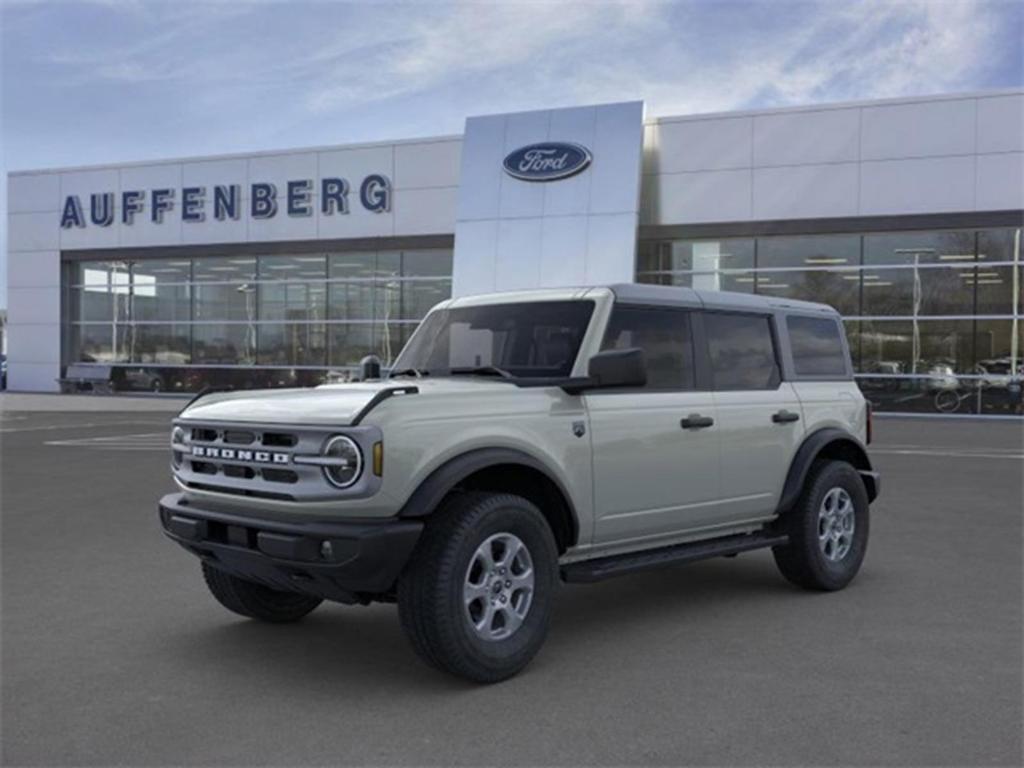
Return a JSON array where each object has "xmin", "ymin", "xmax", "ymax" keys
[
  {"xmin": 397, "ymin": 491, "xmax": 558, "ymax": 683},
  {"xmin": 772, "ymin": 460, "xmax": 870, "ymax": 591},
  {"xmin": 201, "ymin": 562, "xmax": 322, "ymax": 622}
]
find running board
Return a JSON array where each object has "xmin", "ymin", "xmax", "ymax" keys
[{"xmin": 560, "ymin": 531, "xmax": 789, "ymax": 583}]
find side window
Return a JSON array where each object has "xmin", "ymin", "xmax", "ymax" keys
[
  {"xmin": 787, "ymin": 316, "xmax": 849, "ymax": 377},
  {"xmin": 601, "ymin": 306, "xmax": 694, "ymax": 390},
  {"xmin": 704, "ymin": 312, "xmax": 779, "ymax": 390}
]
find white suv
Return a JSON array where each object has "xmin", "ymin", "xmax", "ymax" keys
[{"xmin": 160, "ymin": 284, "xmax": 879, "ymax": 682}]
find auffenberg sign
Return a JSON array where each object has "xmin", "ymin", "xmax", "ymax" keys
[{"xmin": 59, "ymin": 174, "xmax": 392, "ymax": 229}]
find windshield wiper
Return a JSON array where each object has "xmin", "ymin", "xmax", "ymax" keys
[
  {"xmin": 389, "ymin": 367, "xmax": 428, "ymax": 379},
  {"xmin": 448, "ymin": 365, "xmax": 515, "ymax": 380}
]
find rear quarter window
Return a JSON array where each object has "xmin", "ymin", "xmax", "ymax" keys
[{"xmin": 786, "ymin": 316, "xmax": 849, "ymax": 377}]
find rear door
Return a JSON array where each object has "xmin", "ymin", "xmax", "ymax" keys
[
  {"xmin": 703, "ymin": 311, "xmax": 805, "ymax": 521},
  {"xmin": 586, "ymin": 305, "xmax": 721, "ymax": 545}
]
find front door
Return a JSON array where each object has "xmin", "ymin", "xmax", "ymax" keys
[{"xmin": 585, "ymin": 305, "xmax": 722, "ymax": 545}]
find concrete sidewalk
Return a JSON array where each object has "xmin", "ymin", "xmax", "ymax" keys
[{"xmin": 0, "ymin": 392, "xmax": 187, "ymax": 412}]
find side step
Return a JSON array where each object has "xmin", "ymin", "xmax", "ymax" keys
[{"xmin": 561, "ymin": 531, "xmax": 789, "ymax": 583}]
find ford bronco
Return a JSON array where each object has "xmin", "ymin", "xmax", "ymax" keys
[{"xmin": 160, "ymin": 284, "xmax": 879, "ymax": 682}]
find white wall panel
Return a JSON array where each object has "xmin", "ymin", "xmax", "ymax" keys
[
  {"xmin": 9, "ymin": 212, "xmax": 60, "ymax": 251},
  {"xmin": 977, "ymin": 95, "xmax": 1024, "ymax": 154},
  {"xmin": 180, "ymin": 212, "xmax": 248, "ymax": 245},
  {"xmin": 455, "ymin": 114, "xmax": 505, "ymax": 222},
  {"xmin": 654, "ymin": 169, "xmax": 752, "ymax": 223},
  {"xmin": 8, "ymin": 173, "xmax": 60, "ymax": 213},
  {"xmin": 7, "ymin": 287, "xmax": 60, "ymax": 325},
  {"xmin": 451, "ymin": 219, "xmax": 499, "ymax": 296},
  {"xmin": 394, "ymin": 186, "xmax": 458, "ymax": 235},
  {"xmin": 861, "ymin": 99, "xmax": 976, "ymax": 160},
  {"xmin": 6, "ymin": 251, "xmax": 59, "ymax": 288},
  {"xmin": 753, "ymin": 163, "xmax": 858, "ymax": 220},
  {"xmin": 493, "ymin": 218, "xmax": 543, "ymax": 290},
  {"xmin": 182, "ymin": 158, "xmax": 249, "ymax": 195},
  {"xmin": 588, "ymin": 102, "xmax": 644, "ymax": 215},
  {"xmin": 860, "ymin": 155, "xmax": 975, "ymax": 215},
  {"xmin": 585, "ymin": 214, "xmax": 638, "ymax": 284},
  {"xmin": 6, "ymin": 323, "xmax": 60, "ymax": 364},
  {"xmin": 976, "ymin": 153, "xmax": 1024, "ymax": 211},
  {"xmin": 539, "ymin": 216, "xmax": 588, "ymax": 287},
  {"xmin": 7, "ymin": 361, "xmax": 61, "ymax": 393},
  {"xmin": 247, "ymin": 206, "xmax": 320, "ymax": 242},
  {"xmin": 753, "ymin": 108, "xmax": 859, "ymax": 166},
  {"xmin": 246, "ymin": 152, "xmax": 319, "ymax": 191},
  {"xmin": 499, "ymin": 110, "xmax": 549, "ymax": 219},
  {"xmin": 654, "ymin": 117, "xmax": 752, "ymax": 173},
  {"xmin": 395, "ymin": 140, "xmax": 461, "ymax": 189},
  {"xmin": 59, "ymin": 168, "xmax": 120, "ymax": 200},
  {"xmin": 544, "ymin": 106, "xmax": 597, "ymax": 217}
]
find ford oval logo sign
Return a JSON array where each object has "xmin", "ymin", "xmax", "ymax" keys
[{"xmin": 503, "ymin": 142, "xmax": 592, "ymax": 182}]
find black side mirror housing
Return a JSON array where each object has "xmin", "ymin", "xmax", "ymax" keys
[
  {"xmin": 586, "ymin": 347, "xmax": 647, "ymax": 390},
  {"xmin": 358, "ymin": 355, "xmax": 382, "ymax": 382}
]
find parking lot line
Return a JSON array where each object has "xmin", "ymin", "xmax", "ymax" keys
[{"xmin": 44, "ymin": 432, "xmax": 169, "ymax": 450}]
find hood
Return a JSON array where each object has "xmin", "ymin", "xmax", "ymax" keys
[{"xmin": 178, "ymin": 378, "xmax": 511, "ymax": 426}]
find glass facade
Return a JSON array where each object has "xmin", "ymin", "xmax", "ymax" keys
[
  {"xmin": 638, "ymin": 227, "xmax": 1023, "ymax": 415},
  {"xmin": 63, "ymin": 248, "xmax": 452, "ymax": 393}
]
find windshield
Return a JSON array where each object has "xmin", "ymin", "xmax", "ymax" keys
[{"xmin": 392, "ymin": 300, "xmax": 595, "ymax": 379}]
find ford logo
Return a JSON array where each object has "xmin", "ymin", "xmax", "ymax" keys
[{"xmin": 503, "ymin": 142, "xmax": 592, "ymax": 182}]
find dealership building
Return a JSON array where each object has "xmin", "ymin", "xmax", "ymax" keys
[{"xmin": 5, "ymin": 89, "xmax": 1022, "ymax": 414}]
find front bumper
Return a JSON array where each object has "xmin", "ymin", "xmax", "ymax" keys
[{"xmin": 158, "ymin": 493, "xmax": 422, "ymax": 603}]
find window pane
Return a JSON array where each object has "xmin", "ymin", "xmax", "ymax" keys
[
  {"xmin": 787, "ymin": 316, "xmax": 848, "ymax": 377},
  {"xmin": 860, "ymin": 266, "xmax": 975, "ymax": 316},
  {"xmin": 757, "ymin": 234, "xmax": 860, "ymax": 270},
  {"xmin": 258, "ymin": 281, "xmax": 326, "ymax": 321},
  {"xmin": 191, "ymin": 256, "xmax": 256, "ymax": 282},
  {"xmin": 705, "ymin": 313, "xmax": 778, "ymax": 390},
  {"xmin": 972, "ymin": 265, "xmax": 1017, "ymax": 315},
  {"xmin": 132, "ymin": 282, "xmax": 190, "ymax": 322},
  {"xmin": 192, "ymin": 324, "xmax": 256, "ymax": 365},
  {"xmin": 132, "ymin": 259, "xmax": 191, "ymax": 284},
  {"xmin": 194, "ymin": 283, "xmax": 257, "ymax": 321},
  {"xmin": 637, "ymin": 238, "xmax": 754, "ymax": 274},
  {"xmin": 257, "ymin": 322, "xmax": 326, "ymax": 366},
  {"xmin": 70, "ymin": 260, "xmax": 131, "ymax": 288},
  {"xmin": 859, "ymin": 319, "xmax": 974, "ymax": 375},
  {"xmin": 328, "ymin": 281, "xmax": 376, "ymax": 320},
  {"xmin": 260, "ymin": 254, "xmax": 326, "ymax": 281},
  {"xmin": 401, "ymin": 249, "xmax": 453, "ymax": 278},
  {"xmin": 864, "ymin": 230, "xmax": 975, "ymax": 266},
  {"xmin": 328, "ymin": 324, "xmax": 375, "ymax": 367},
  {"xmin": 392, "ymin": 279, "xmax": 452, "ymax": 320},
  {"xmin": 70, "ymin": 324, "xmax": 130, "ymax": 363},
  {"xmin": 131, "ymin": 324, "xmax": 191, "ymax": 364},
  {"xmin": 329, "ymin": 252, "xmax": 380, "ymax": 280},
  {"xmin": 756, "ymin": 270, "xmax": 860, "ymax": 314},
  {"xmin": 601, "ymin": 307, "xmax": 694, "ymax": 390},
  {"xmin": 67, "ymin": 286, "xmax": 131, "ymax": 322}
]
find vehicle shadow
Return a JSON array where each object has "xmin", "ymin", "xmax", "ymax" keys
[{"xmin": 158, "ymin": 552, "xmax": 829, "ymax": 693}]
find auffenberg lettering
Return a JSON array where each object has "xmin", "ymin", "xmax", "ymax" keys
[{"xmin": 61, "ymin": 174, "xmax": 391, "ymax": 228}]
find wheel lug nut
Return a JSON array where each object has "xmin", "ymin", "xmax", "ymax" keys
[
  {"xmin": 499, "ymin": 595, "xmax": 507, "ymax": 603},
  {"xmin": 505, "ymin": 580, "xmax": 512, "ymax": 588}
]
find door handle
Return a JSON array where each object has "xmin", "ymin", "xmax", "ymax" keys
[
  {"xmin": 772, "ymin": 409, "xmax": 800, "ymax": 424},
  {"xmin": 680, "ymin": 414, "xmax": 714, "ymax": 429}
]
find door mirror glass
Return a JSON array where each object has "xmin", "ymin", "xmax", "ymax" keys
[{"xmin": 587, "ymin": 348, "xmax": 647, "ymax": 389}]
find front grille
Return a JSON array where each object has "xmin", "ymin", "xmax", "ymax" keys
[{"xmin": 172, "ymin": 420, "xmax": 377, "ymax": 502}]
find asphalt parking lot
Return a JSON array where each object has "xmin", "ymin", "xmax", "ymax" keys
[{"xmin": 1, "ymin": 404, "xmax": 1021, "ymax": 766}]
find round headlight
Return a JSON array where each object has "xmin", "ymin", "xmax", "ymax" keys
[{"xmin": 322, "ymin": 435, "xmax": 362, "ymax": 489}]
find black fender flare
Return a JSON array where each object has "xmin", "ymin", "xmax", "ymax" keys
[
  {"xmin": 777, "ymin": 428, "xmax": 878, "ymax": 514},
  {"xmin": 397, "ymin": 447, "xmax": 580, "ymax": 546}
]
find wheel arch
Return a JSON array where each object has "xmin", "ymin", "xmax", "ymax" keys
[
  {"xmin": 397, "ymin": 448, "xmax": 579, "ymax": 554},
  {"xmin": 777, "ymin": 428, "xmax": 878, "ymax": 514}
]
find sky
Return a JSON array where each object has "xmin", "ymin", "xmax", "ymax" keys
[{"xmin": 1, "ymin": 0, "xmax": 1022, "ymax": 307}]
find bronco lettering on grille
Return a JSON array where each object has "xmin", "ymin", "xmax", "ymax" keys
[{"xmin": 191, "ymin": 446, "xmax": 290, "ymax": 464}]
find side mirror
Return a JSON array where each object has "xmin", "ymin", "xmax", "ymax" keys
[
  {"xmin": 358, "ymin": 355, "xmax": 382, "ymax": 382},
  {"xmin": 586, "ymin": 348, "xmax": 647, "ymax": 389}
]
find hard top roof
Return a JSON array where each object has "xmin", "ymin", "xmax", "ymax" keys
[{"xmin": 608, "ymin": 283, "xmax": 838, "ymax": 315}]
